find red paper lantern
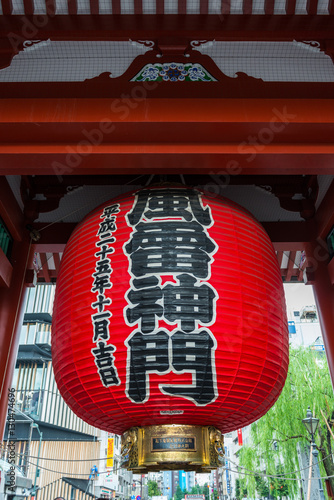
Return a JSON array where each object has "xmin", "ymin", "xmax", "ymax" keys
[{"xmin": 52, "ymin": 186, "xmax": 288, "ymax": 436}]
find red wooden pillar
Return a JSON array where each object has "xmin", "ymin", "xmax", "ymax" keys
[
  {"xmin": 0, "ymin": 176, "xmax": 31, "ymax": 440},
  {"xmin": 305, "ymin": 239, "xmax": 334, "ymax": 389},
  {"xmin": 0, "ymin": 236, "xmax": 31, "ymax": 439}
]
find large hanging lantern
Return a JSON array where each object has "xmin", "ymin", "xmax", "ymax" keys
[{"xmin": 52, "ymin": 186, "xmax": 288, "ymax": 472}]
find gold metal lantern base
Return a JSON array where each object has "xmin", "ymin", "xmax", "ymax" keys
[{"xmin": 121, "ymin": 425, "xmax": 225, "ymax": 472}]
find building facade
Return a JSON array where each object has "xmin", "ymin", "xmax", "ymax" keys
[{"xmin": 3, "ymin": 284, "xmax": 132, "ymax": 500}]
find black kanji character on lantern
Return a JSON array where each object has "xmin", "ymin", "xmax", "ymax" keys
[
  {"xmin": 92, "ymin": 341, "xmax": 120, "ymax": 387},
  {"xmin": 92, "ymin": 311, "xmax": 112, "ymax": 341},
  {"xmin": 101, "ymin": 204, "xmax": 120, "ymax": 219},
  {"xmin": 125, "ymin": 220, "xmax": 216, "ymax": 279},
  {"xmin": 126, "ymin": 330, "xmax": 170, "ymax": 403},
  {"xmin": 93, "ymin": 258, "xmax": 112, "ymax": 277},
  {"xmin": 163, "ymin": 274, "xmax": 217, "ymax": 332},
  {"xmin": 92, "ymin": 294, "xmax": 111, "ymax": 313},
  {"xmin": 97, "ymin": 217, "xmax": 117, "ymax": 238},
  {"xmin": 95, "ymin": 238, "xmax": 115, "ymax": 260},
  {"xmin": 91, "ymin": 274, "xmax": 112, "ymax": 295},
  {"xmin": 161, "ymin": 330, "xmax": 217, "ymax": 405},
  {"xmin": 126, "ymin": 188, "xmax": 213, "ymax": 226},
  {"xmin": 126, "ymin": 276, "xmax": 163, "ymax": 333}
]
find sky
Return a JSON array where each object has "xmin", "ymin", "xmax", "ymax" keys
[{"xmin": 283, "ymin": 283, "xmax": 316, "ymax": 320}]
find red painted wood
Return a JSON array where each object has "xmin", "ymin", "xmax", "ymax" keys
[
  {"xmin": 0, "ymin": 98, "xmax": 333, "ymax": 175},
  {"xmin": 53, "ymin": 252, "xmax": 61, "ymax": 274},
  {"xmin": 178, "ymin": 0, "xmax": 186, "ymax": 13},
  {"xmin": 0, "ymin": 247, "xmax": 13, "ymax": 288},
  {"xmin": 285, "ymin": 0, "xmax": 296, "ymax": 14},
  {"xmin": 112, "ymin": 0, "xmax": 121, "ymax": 14},
  {"xmin": 133, "ymin": 0, "xmax": 142, "ymax": 14},
  {"xmin": 276, "ymin": 251, "xmax": 284, "ymax": 268},
  {"xmin": 1, "ymin": 0, "xmax": 13, "ymax": 15},
  {"xmin": 45, "ymin": 0, "xmax": 56, "ymax": 16},
  {"xmin": 39, "ymin": 252, "xmax": 51, "ymax": 282},
  {"xmin": 22, "ymin": 0, "xmax": 34, "ymax": 15},
  {"xmin": 330, "ymin": 0, "xmax": 334, "ymax": 15},
  {"xmin": 306, "ymin": 0, "xmax": 318, "ymax": 15},
  {"xmin": 221, "ymin": 0, "xmax": 230, "ymax": 14},
  {"xmin": 2, "ymin": 149, "xmax": 334, "ymax": 175},
  {"xmin": 0, "ymin": 236, "xmax": 30, "ymax": 439},
  {"xmin": 156, "ymin": 0, "xmax": 164, "ymax": 14},
  {"xmin": 243, "ymin": 0, "xmax": 253, "ymax": 15},
  {"xmin": 306, "ymin": 240, "xmax": 334, "ymax": 391},
  {"xmin": 264, "ymin": 0, "xmax": 275, "ymax": 14},
  {"xmin": 67, "ymin": 0, "xmax": 78, "ymax": 15},
  {"xmin": 0, "ymin": 15, "xmax": 333, "ymax": 42},
  {"xmin": 200, "ymin": 0, "xmax": 209, "ymax": 14},
  {"xmin": 90, "ymin": 0, "xmax": 99, "ymax": 15}
]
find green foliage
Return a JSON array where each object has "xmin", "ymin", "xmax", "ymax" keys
[
  {"xmin": 235, "ymin": 478, "xmax": 247, "ymax": 500},
  {"xmin": 174, "ymin": 485, "xmax": 183, "ymax": 500},
  {"xmin": 235, "ymin": 478, "xmax": 241, "ymax": 499},
  {"xmin": 148, "ymin": 480, "xmax": 161, "ymax": 497},
  {"xmin": 238, "ymin": 346, "xmax": 334, "ymax": 499},
  {"xmin": 190, "ymin": 485, "xmax": 202, "ymax": 495}
]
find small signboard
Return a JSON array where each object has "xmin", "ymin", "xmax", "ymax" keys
[
  {"xmin": 152, "ymin": 436, "xmax": 196, "ymax": 452},
  {"xmin": 107, "ymin": 438, "xmax": 114, "ymax": 468}
]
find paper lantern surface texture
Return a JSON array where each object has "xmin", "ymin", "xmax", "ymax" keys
[{"xmin": 52, "ymin": 187, "xmax": 289, "ymax": 435}]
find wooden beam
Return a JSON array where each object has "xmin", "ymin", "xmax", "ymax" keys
[
  {"xmin": 330, "ymin": 0, "xmax": 334, "ymax": 15},
  {"xmin": 306, "ymin": 0, "xmax": 318, "ymax": 14},
  {"xmin": 1, "ymin": 0, "xmax": 12, "ymax": 15},
  {"xmin": 90, "ymin": 0, "xmax": 99, "ymax": 15},
  {"xmin": 111, "ymin": 0, "xmax": 120, "ymax": 14},
  {"xmin": 200, "ymin": 0, "xmax": 209, "ymax": 14},
  {"xmin": 264, "ymin": 0, "xmax": 275, "ymax": 14},
  {"xmin": 243, "ymin": 0, "xmax": 253, "ymax": 15},
  {"xmin": 157, "ymin": 0, "xmax": 164, "ymax": 13},
  {"xmin": 285, "ymin": 0, "xmax": 296, "ymax": 14},
  {"xmin": 45, "ymin": 0, "xmax": 56, "ymax": 16},
  {"xmin": 1, "ymin": 147, "xmax": 334, "ymax": 175},
  {"xmin": 67, "ymin": 0, "xmax": 77, "ymax": 14},
  {"xmin": 0, "ymin": 15, "xmax": 334, "ymax": 42},
  {"xmin": 178, "ymin": 0, "xmax": 187, "ymax": 14},
  {"xmin": 53, "ymin": 252, "xmax": 61, "ymax": 273},
  {"xmin": 22, "ymin": 0, "xmax": 34, "ymax": 15},
  {"xmin": 264, "ymin": 221, "xmax": 314, "ymax": 249},
  {"xmin": 31, "ymin": 222, "xmax": 76, "ymax": 250},
  {"xmin": 221, "ymin": 0, "xmax": 230, "ymax": 14},
  {"xmin": 286, "ymin": 250, "xmax": 297, "ymax": 281},
  {"xmin": 39, "ymin": 252, "xmax": 51, "ymax": 282},
  {"xmin": 0, "ymin": 98, "xmax": 333, "ymax": 175},
  {"xmin": 134, "ymin": 0, "xmax": 143, "ymax": 14},
  {"xmin": 276, "ymin": 250, "xmax": 284, "ymax": 268}
]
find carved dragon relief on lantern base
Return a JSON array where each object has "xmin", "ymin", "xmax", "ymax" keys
[{"xmin": 121, "ymin": 425, "xmax": 225, "ymax": 473}]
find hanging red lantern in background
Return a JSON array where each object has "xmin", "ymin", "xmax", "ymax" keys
[{"xmin": 52, "ymin": 186, "xmax": 288, "ymax": 471}]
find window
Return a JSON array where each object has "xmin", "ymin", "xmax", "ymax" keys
[
  {"xmin": 327, "ymin": 225, "xmax": 334, "ymax": 259},
  {"xmin": 0, "ymin": 217, "xmax": 13, "ymax": 259}
]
